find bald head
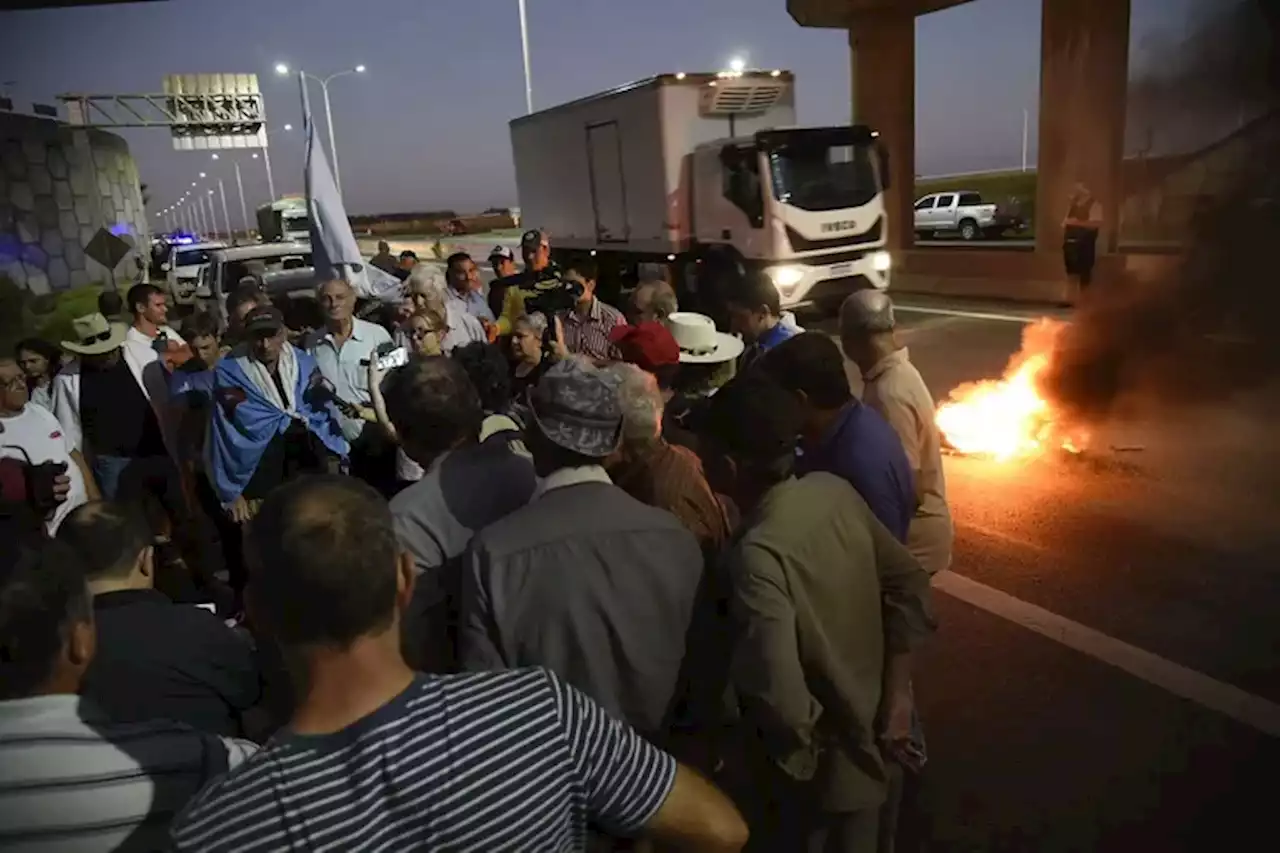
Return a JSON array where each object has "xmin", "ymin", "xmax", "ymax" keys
[
  {"xmin": 248, "ymin": 475, "xmax": 402, "ymax": 647},
  {"xmin": 840, "ymin": 289, "xmax": 896, "ymax": 336}
]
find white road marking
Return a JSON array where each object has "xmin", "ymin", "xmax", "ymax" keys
[
  {"xmin": 934, "ymin": 571, "xmax": 1280, "ymax": 737},
  {"xmin": 894, "ymin": 304, "xmax": 1053, "ymax": 324}
]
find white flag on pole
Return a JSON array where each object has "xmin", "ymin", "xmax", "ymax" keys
[{"xmin": 305, "ymin": 120, "xmax": 401, "ymax": 303}]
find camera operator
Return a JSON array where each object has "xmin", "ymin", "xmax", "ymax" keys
[
  {"xmin": 0, "ymin": 357, "xmax": 98, "ymax": 535},
  {"xmin": 560, "ymin": 257, "xmax": 627, "ymax": 362},
  {"xmin": 492, "ymin": 229, "xmax": 576, "ymax": 336}
]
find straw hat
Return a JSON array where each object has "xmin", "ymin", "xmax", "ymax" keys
[
  {"xmin": 61, "ymin": 313, "xmax": 128, "ymax": 356},
  {"xmin": 665, "ymin": 312, "xmax": 744, "ymax": 364}
]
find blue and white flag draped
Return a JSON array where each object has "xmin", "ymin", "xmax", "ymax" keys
[{"xmin": 304, "ymin": 119, "xmax": 402, "ymax": 303}]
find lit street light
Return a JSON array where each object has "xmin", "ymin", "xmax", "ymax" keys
[
  {"xmin": 729, "ymin": 56, "xmax": 747, "ymax": 74},
  {"xmin": 275, "ymin": 62, "xmax": 365, "ymax": 196}
]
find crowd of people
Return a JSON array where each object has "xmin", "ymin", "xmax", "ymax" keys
[{"xmin": 0, "ymin": 227, "xmax": 954, "ymax": 853}]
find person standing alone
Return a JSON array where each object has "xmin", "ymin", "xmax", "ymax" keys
[{"xmin": 1062, "ymin": 183, "xmax": 1103, "ymax": 290}]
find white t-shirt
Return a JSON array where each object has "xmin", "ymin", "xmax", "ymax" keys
[{"xmin": 0, "ymin": 403, "xmax": 88, "ymax": 534}]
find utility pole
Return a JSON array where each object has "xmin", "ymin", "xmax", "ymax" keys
[
  {"xmin": 1021, "ymin": 108, "xmax": 1030, "ymax": 172},
  {"xmin": 518, "ymin": 0, "xmax": 533, "ymax": 113},
  {"xmin": 218, "ymin": 180, "xmax": 233, "ymax": 242},
  {"xmin": 233, "ymin": 161, "xmax": 250, "ymax": 239}
]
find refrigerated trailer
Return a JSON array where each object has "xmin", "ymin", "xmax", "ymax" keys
[{"xmin": 509, "ymin": 71, "xmax": 893, "ymax": 310}]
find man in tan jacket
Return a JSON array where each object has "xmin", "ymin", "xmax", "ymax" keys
[{"xmin": 703, "ymin": 372, "xmax": 934, "ymax": 852}]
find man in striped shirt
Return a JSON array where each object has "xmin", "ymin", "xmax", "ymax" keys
[
  {"xmin": 0, "ymin": 527, "xmax": 257, "ymax": 853},
  {"xmin": 171, "ymin": 475, "xmax": 747, "ymax": 853},
  {"xmin": 562, "ymin": 257, "xmax": 628, "ymax": 362}
]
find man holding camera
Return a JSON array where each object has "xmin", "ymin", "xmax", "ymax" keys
[
  {"xmin": 0, "ymin": 357, "xmax": 98, "ymax": 535},
  {"xmin": 492, "ymin": 229, "xmax": 573, "ymax": 336}
]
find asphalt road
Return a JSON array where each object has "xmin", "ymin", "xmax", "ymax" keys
[{"xmin": 804, "ymin": 300, "xmax": 1280, "ymax": 852}]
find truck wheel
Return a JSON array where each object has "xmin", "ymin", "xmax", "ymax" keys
[{"xmin": 959, "ymin": 220, "xmax": 980, "ymax": 241}]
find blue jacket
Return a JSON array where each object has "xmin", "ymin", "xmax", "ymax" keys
[
  {"xmin": 208, "ymin": 347, "xmax": 349, "ymax": 505},
  {"xmin": 797, "ymin": 400, "xmax": 916, "ymax": 542}
]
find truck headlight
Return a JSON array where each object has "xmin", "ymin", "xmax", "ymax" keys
[
  {"xmin": 871, "ymin": 251, "xmax": 892, "ymax": 272},
  {"xmin": 766, "ymin": 265, "xmax": 805, "ymax": 289}
]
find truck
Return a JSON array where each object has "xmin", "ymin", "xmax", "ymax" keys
[
  {"xmin": 913, "ymin": 191, "xmax": 1025, "ymax": 241},
  {"xmin": 256, "ymin": 196, "xmax": 311, "ymax": 243},
  {"xmin": 509, "ymin": 71, "xmax": 893, "ymax": 311}
]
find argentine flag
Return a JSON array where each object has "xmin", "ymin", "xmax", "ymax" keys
[{"xmin": 304, "ymin": 118, "xmax": 402, "ymax": 303}]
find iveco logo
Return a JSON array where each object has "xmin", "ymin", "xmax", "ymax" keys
[{"xmin": 821, "ymin": 220, "xmax": 857, "ymax": 233}]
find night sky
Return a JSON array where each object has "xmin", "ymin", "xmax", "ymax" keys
[{"xmin": 2, "ymin": 0, "xmax": 1198, "ymax": 216}]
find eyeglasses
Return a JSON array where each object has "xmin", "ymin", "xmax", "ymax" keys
[{"xmin": 1, "ymin": 376, "xmax": 27, "ymax": 391}]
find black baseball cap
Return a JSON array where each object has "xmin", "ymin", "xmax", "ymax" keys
[
  {"xmin": 521, "ymin": 229, "xmax": 549, "ymax": 250},
  {"xmin": 243, "ymin": 305, "xmax": 284, "ymax": 336},
  {"xmin": 399, "ymin": 250, "xmax": 418, "ymax": 261}
]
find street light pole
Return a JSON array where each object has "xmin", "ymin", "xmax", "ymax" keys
[
  {"xmin": 1021, "ymin": 108, "xmax": 1030, "ymax": 173},
  {"xmin": 233, "ymin": 161, "xmax": 250, "ymax": 238},
  {"xmin": 218, "ymin": 181, "xmax": 233, "ymax": 242},
  {"xmin": 518, "ymin": 0, "xmax": 533, "ymax": 114}
]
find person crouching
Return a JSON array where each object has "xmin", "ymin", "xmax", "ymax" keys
[{"xmin": 209, "ymin": 307, "xmax": 349, "ymax": 526}]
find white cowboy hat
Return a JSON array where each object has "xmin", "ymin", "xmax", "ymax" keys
[
  {"xmin": 666, "ymin": 312, "xmax": 744, "ymax": 365},
  {"xmin": 61, "ymin": 313, "xmax": 128, "ymax": 356}
]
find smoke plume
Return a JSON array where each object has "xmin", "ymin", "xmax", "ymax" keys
[{"xmin": 1040, "ymin": 0, "xmax": 1280, "ymax": 421}]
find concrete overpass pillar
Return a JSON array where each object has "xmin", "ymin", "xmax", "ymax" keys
[
  {"xmin": 1036, "ymin": 0, "xmax": 1131, "ymax": 256},
  {"xmin": 848, "ymin": 12, "xmax": 916, "ymax": 252}
]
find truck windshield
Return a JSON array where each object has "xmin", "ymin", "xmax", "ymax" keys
[
  {"xmin": 770, "ymin": 143, "xmax": 880, "ymax": 212},
  {"xmin": 282, "ymin": 213, "xmax": 310, "ymax": 234},
  {"xmin": 175, "ymin": 249, "xmax": 212, "ymax": 268}
]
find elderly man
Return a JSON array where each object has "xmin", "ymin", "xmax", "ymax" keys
[
  {"xmin": 404, "ymin": 265, "xmax": 486, "ymax": 354},
  {"xmin": 308, "ymin": 277, "xmax": 395, "ymax": 490},
  {"xmin": 0, "ymin": 357, "xmax": 97, "ymax": 535},
  {"xmin": 605, "ymin": 361, "xmax": 731, "ymax": 555},
  {"xmin": 628, "ymin": 278, "xmax": 680, "ymax": 325},
  {"xmin": 840, "ymin": 291, "xmax": 953, "ymax": 577},
  {"xmin": 212, "ymin": 306, "xmax": 348, "ymax": 525},
  {"xmin": 459, "ymin": 360, "xmax": 705, "ymax": 738},
  {"xmin": 703, "ymin": 373, "xmax": 933, "ymax": 853}
]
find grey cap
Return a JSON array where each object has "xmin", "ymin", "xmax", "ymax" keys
[
  {"xmin": 839, "ymin": 289, "xmax": 896, "ymax": 335},
  {"xmin": 528, "ymin": 359, "xmax": 623, "ymax": 459}
]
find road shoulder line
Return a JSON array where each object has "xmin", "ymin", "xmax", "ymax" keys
[
  {"xmin": 894, "ymin": 305, "xmax": 1048, "ymax": 324},
  {"xmin": 935, "ymin": 571, "xmax": 1280, "ymax": 737}
]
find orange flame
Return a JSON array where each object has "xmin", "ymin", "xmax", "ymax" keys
[{"xmin": 935, "ymin": 319, "xmax": 1087, "ymax": 461}]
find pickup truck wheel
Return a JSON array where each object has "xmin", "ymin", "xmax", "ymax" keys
[{"xmin": 959, "ymin": 220, "xmax": 980, "ymax": 241}]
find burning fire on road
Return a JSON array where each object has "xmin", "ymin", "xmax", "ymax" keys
[{"xmin": 935, "ymin": 319, "xmax": 1090, "ymax": 461}]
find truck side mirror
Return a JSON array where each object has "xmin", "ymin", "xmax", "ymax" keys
[{"xmin": 877, "ymin": 142, "xmax": 892, "ymax": 191}]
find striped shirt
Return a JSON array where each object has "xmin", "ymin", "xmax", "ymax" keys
[
  {"xmin": 0, "ymin": 694, "xmax": 258, "ymax": 853},
  {"xmin": 170, "ymin": 668, "xmax": 678, "ymax": 852},
  {"xmin": 562, "ymin": 298, "xmax": 627, "ymax": 361}
]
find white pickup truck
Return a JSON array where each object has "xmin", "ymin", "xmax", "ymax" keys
[{"xmin": 913, "ymin": 190, "xmax": 1025, "ymax": 241}]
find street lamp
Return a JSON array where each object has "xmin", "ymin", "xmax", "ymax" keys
[
  {"xmin": 518, "ymin": 0, "xmax": 533, "ymax": 113},
  {"xmin": 728, "ymin": 56, "xmax": 747, "ymax": 75},
  {"xmin": 275, "ymin": 62, "xmax": 365, "ymax": 196}
]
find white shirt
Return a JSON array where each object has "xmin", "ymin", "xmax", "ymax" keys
[{"xmin": 0, "ymin": 403, "xmax": 87, "ymax": 534}]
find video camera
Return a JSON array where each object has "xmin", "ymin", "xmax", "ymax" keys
[{"xmin": 522, "ymin": 274, "xmax": 584, "ymax": 317}]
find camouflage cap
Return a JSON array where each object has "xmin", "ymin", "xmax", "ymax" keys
[{"xmin": 527, "ymin": 359, "xmax": 623, "ymax": 459}]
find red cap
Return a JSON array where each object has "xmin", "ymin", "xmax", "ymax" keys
[{"xmin": 609, "ymin": 321, "xmax": 680, "ymax": 372}]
